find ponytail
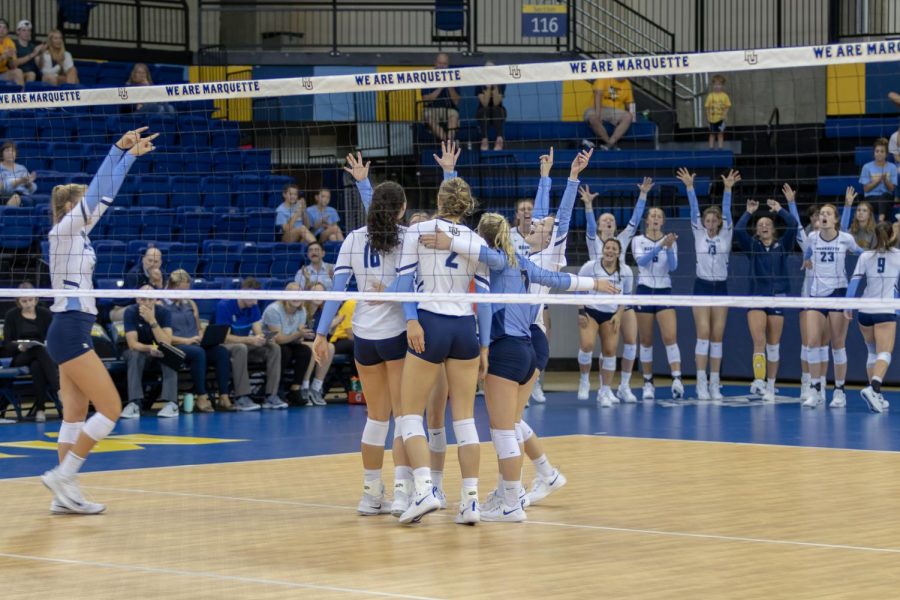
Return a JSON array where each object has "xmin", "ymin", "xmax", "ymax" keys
[
  {"xmin": 51, "ymin": 183, "xmax": 87, "ymax": 224},
  {"xmin": 477, "ymin": 212, "xmax": 517, "ymax": 267},
  {"xmin": 871, "ymin": 221, "xmax": 894, "ymax": 252}
]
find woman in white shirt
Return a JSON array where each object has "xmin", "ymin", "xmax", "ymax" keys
[{"xmin": 39, "ymin": 29, "xmax": 78, "ymax": 85}]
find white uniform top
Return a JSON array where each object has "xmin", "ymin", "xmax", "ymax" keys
[
  {"xmin": 578, "ymin": 260, "xmax": 634, "ymax": 313},
  {"xmin": 588, "ymin": 223, "xmax": 638, "ymax": 265},
  {"xmin": 528, "ymin": 214, "xmax": 567, "ymax": 330},
  {"xmin": 691, "ymin": 223, "xmax": 733, "ymax": 282},
  {"xmin": 631, "ymin": 235, "xmax": 678, "ymax": 289},
  {"xmin": 797, "ymin": 226, "xmax": 813, "ymax": 298},
  {"xmin": 510, "ymin": 227, "xmax": 532, "ymax": 256},
  {"xmin": 806, "ymin": 231, "xmax": 862, "ymax": 297},
  {"xmin": 396, "ymin": 218, "xmax": 490, "ymax": 316},
  {"xmin": 851, "ymin": 248, "xmax": 900, "ymax": 315},
  {"xmin": 333, "ymin": 226, "xmax": 407, "ymax": 339}
]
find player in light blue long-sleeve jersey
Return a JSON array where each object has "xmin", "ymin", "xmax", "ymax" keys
[{"xmin": 41, "ymin": 128, "xmax": 158, "ymax": 515}]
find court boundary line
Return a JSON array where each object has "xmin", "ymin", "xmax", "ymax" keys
[
  {"xmin": 583, "ymin": 433, "xmax": 900, "ymax": 455},
  {"xmin": 9, "ymin": 480, "xmax": 899, "ymax": 557},
  {"xmin": 0, "ymin": 551, "xmax": 444, "ymax": 600}
]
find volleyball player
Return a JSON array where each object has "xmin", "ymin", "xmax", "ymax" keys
[
  {"xmin": 630, "ymin": 189, "xmax": 682, "ymax": 401},
  {"xmin": 578, "ymin": 180, "xmax": 647, "ymax": 402},
  {"xmin": 390, "ymin": 176, "xmax": 492, "ymax": 525},
  {"xmin": 734, "ymin": 194, "xmax": 797, "ymax": 402},
  {"xmin": 577, "ymin": 238, "xmax": 633, "ymax": 407},
  {"xmin": 801, "ymin": 199, "xmax": 862, "ymax": 408},
  {"xmin": 846, "ymin": 222, "xmax": 899, "ymax": 413},
  {"xmin": 41, "ymin": 128, "xmax": 157, "ymax": 513},
  {"xmin": 678, "ymin": 168, "xmax": 738, "ymax": 400}
]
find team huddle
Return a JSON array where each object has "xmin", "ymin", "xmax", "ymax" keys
[{"xmin": 39, "ymin": 131, "xmax": 899, "ymax": 525}]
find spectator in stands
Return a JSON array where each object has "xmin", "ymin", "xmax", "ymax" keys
[
  {"xmin": 848, "ymin": 198, "xmax": 877, "ymax": 249},
  {"xmin": 294, "ymin": 242, "xmax": 334, "ymax": 290},
  {"xmin": 126, "ymin": 63, "xmax": 175, "ymax": 114},
  {"xmin": 859, "ymin": 137, "xmax": 897, "ymax": 222},
  {"xmin": 307, "ymin": 188, "xmax": 343, "ymax": 242},
  {"xmin": 888, "ymin": 118, "xmax": 900, "ymax": 165},
  {"xmin": 262, "ymin": 282, "xmax": 314, "ymax": 405},
  {"xmin": 0, "ymin": 141, "xmax": 37, "ymax": 204},
  {"xmin": 121, "ymin": 285, "xmax": 179, "ymax": 419},
  {"xmin": 125, "ymin": 246, "xmax": 164, "ymax": 289},
  {"xmin": 0, "ymin": 19, "xmax": 25, "ymax": 86},
  {"xmin": 164, "ymin": 269, "xmax": 231, "ymax": 413},
  {"xmin": 301, "ymin": 281, "xmax": 333, "ymax": 405},
  {"xmin": 216, "ymin": 277, "xmax": 286, "ymax": 411},
  {"xmin": 3, "ymin": 282, "xmax": 58, "ymax": 423},
  {"xmin": 477, "ymin": 61, "xmax": 506, "ymax": 151},
  {"xmin": 38, "ymin": 29, "xmax": 78, "ymax": 85},
  {"xmin": 12, "ymin": 20, "xmax": 44, "ymax": 83},
  {"xmin": 422, "ymin": 52, "xmax": 460, "ymax": 142},
  {"xmin": 276, "ymin": 183, "xmax": 315, "ymax": 244},
  {"xmin": 584, "ymin": 77, "xmax": 634, "ymax": 151},
  {"xmin": 705, "ymin": 74, "xmax": 731, "ymax": 150}
]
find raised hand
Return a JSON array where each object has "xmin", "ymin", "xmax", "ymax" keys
[
  {"xmin": 569, "ymin": 148, "xmax": 593, "ymax": 179},
  {"xmin": 661, "ymin": 232, "xmax": 678, "ymax": 248},
  {"xmin": 637, "ymin": 176, "xmax": 655, "ymax": 196},
  {"xmin": 418, "ymin": 224, "xmax": 452, "ymax": 250},
  {"xmin": 433, "ymin": 140, "xmax": 461, "ymax": 173},
  {"xmin": 781, "ymin": 183, "xmax": 796, "ymax": 204},
  {"xmin": 116, "ymin": 127, "xmax": 149, "ymax": 150},
  {"xmin": 675, "ymin": 167, "xmax": 695, "ymax": 188},
  {"xmin": 579, "ymin": 184, "xmax": 599, "ymax": 206},
  {"xmin": 128, "ymin": 132, "xmax": 159, "ymax": 157},
  {"xmin": 746, "ymin": 199, "xmax": 759, "ymax": 214},
  {"xmin": 845, "ymin": 186, "xmax": 857, "ymax": 206},
  {"xmin": 766, "ymin": 198, "xmax": 783, "ymax": 213},
  {"xmin": 343, "ymin": 151, "xmax": 370, "ymax": 182},
  {"xmin": 721, "ymin": 169, "xmax": 741, "ymax": 190},
  {"xmin": 539, "ymin": 146, "xmax": 554, "ymax": 178}
]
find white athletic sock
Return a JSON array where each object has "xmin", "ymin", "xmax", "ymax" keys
[
  {"xmin": 533, "ymin": 453, "xmax": 554, "ymax": 478},
  {"xmin": 364, "ymin": 468, "xmax": 381, "ymax": 483},
  {"xmin": 58, "ymin": 451, "xmax": 85, "ymax": 478},
  {"xmin": 301, "ymin": 380, "xmax": 310, "ymax": 390},
  {"xmin": 620, "ymin": 370, "xmax": 632, "ymax": 386},
  {"xmin": 432, "ymin": 470, "xmax": 444, "ymax": 489},
  {"xmin": 601, "ymin": 384, "xmax": 611, "ymax": 394},
  {"xmin": 394, "ymin": 465, "xmax": 413, "ymax": 483},
  {"xmin": 766, "ymin": 378, "xmax": 776, "ymax": 393},
  {"xmin": 413, "ymin": 467, "xmax": 432, "ymax": 493},
  {"xmin": 672, "ymin": 370, "xmax": 682, "ymax": 380},
  {"xmin": 801, "ymin": 372, "xmax": 810, "ymax": 385},
  {"xmin": 311, "ymin": 378, "xmax": 323, "ymax": 392},
  {"xmin": 503, "ymin": 480, "xmax": 521, "ymax": 508},
  {"xmin": 579, "ymin": 372, "xmax": 589, "ymax": 383},
  {"xmin": 461, "ymin": 478, "xmax": 478, "ymax": 502},
  {"xmin": 710, "ymin": 372, "xmax": 720, "ymax": 385}
]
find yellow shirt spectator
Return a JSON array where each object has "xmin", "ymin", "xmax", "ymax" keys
[
  {"xmin": 0, "ymin": 37, "xmax": 16, "ymax": 73},
  {"xmin": 592, "ymin": 78, "xmax": 634, "ymax": 111},
  {"xmin": 705, "ymin": 91, "xmax": 732, "ymax": 123},
  {"xmin": 330, "ymin": 300, "xmax": 356, "ymax": 343}
]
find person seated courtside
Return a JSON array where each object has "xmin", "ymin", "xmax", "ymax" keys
[{"xmin": 262, "ymin": 282, "xmax": 314, "ymax": 406}]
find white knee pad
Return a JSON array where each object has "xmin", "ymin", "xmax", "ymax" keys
[
  {"xmin": 82, "ymin": 413, "xmax": 116, "ymax": 442},
  {"xmin": 800, "ymin": 345, "xmax": 809, "ymax": 363},
  {"xmin": 427, "ymin": 427, "xmax": 447, "ymax": 453},
  {"xmin": 665, "ymin": 343, "xmax": 681, "ymax": 365},
  {"xmin": 695, "ymin": 339, "xmax": 710, "ymax": 357},
  {"xmin": 877, "ymin": 352, "xmax": 892, "ymax": 368},
  {"xmin": 399, "ymin": 414, "xmax": 426, "ymax": 441},
  {"xmin": 817, "ymin": 346, "xmax": 830, "ymax": 365},
  {"xmin": 577, "ymin": 350, "xmax": 593, "ymax": 366},
  {"xmin": 601, "ymin": 356, "xmax": 617, "ymax": 371},
  {"xmin": 491, "ymin": 429, "xmax": 520, "ymax": 459},
  {"xmin": 58, "ymin": 421, "xmax": 84, "ymax": 445},
  {"xmin": 517, "ymin": 419, "xmax": 535, "ymax": 442},
  {"xmin": 709, "ymin": 342, "xmax": 723, "ymax": 359},
  {"xmin": 393, "ymin": 417, "xmax": 403, "ymax": 440},
  {"xmin": 513, "ymin": 423, "xmax": 524, "ymax": 444},
  {"xmin": 832, "ymin": 347, "xmax": 847, "ymax": 366},
  {"xmin": 639, "ymin": 345, "xmax": 653, "ymax": 363},
  {"xmin": 452, "ymin": 418, "xmax": 479, "ymax": 447},
  {"xmin": 766, "ymin": 344, "xmax": 780, "ymax": 363},
  {"xmin": 361, "ymin": 418, "xmax": 390, "ymax": 447},
  {"xmin": 622, "ymin": 344, "xmax": 636, "ymax": 361}
]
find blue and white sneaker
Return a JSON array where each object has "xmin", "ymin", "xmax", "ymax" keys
[
  {"xmin": 434, "ymin": 486, "xmax": 447, "ymax": 510},
  {"xmin": 861, "ymin": 386, "xmax": 885, "ymax": 414},
  {"xmin": 357, "ymin": 481, "xmax": 391, "ymax": 516},
  {"xmin": 399, "ymin": 486, "xmax": 441, "ymax": 524},
  {"xmin": 455, "ymin": 498, "xmax": 481, "ymax": 525},
  {"xmin": 526, "ymin": 469, "xmax": 567, "ymax": 506},
  {"xmin": 481, "ymin": 501, "xmax": 526, "ymax": 522}
]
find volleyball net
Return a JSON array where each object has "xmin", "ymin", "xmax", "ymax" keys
[{"xmin": 1, "ymin": 40, "xmax": 900, "ymax": 313}]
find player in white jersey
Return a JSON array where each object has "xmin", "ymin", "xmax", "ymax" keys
[
  {"xmin": 577, "ymin": 179, "xmax": 649, "ymax": 403},
  {"xmin": 578, "ymin": 238, "xmax": 634, "ymax": 407},
  {"xmin": 846, "ymin": 222, "xmax": 899, "ymax": 412},
  {"xmin": 631, "ymin": 203, "xmax": 682, "ymax": 401},
  {"xmin": 313, "ymin": 172, "xmax": 413, "ymax": 516},
  {"xmin": 41, "ymin": 128, "xmax": 156, "ymax": 514},
  {"xmin": 510, "ymin": 197, "xmax": 535, "ymax": 255},
  {"xmin": 391, "ymin": 176, "xmax": 492, "ymax": 525},
  {"xmin": 801, "ymin": 202, "xmax": 863, "ymax": 408},
  {"xmin": 677, "ymin": 168, "xmax": 738, "ymax": 401}
]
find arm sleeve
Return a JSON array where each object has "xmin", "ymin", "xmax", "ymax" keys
[
  {"xmin": 532, "ymin": 176, "xmax": 551, "ymax": 220},
  {"xmin": 54, "ymin": 144, "xmax": 134, "ymax": 236},
  {"xmin": 787, "ymin": 201, "xmax": 807, "ymax": 249},
  {"xmin": 524, "ymin": 258, "xmax": 593, "ymax": 291},
  {"xmin": 635, "ymin": 240, "xmax": 663, "ymax": 267},
  {"xmin": 355, "ymin": 178, "xmax": 373, "ymax": 214},
  {"xmin": 584, "ymin": 206, "xmax": 602, "ymax": 261},
  {"xmin": 687, "ymin": 187, "xmax": 700, "ymax": 227},
  {"xmin": 722, "ymin": 190, "xmax": 733, "ymax": 228},
  {"xmin": 442, "ymin": 170, "xmax": 457, "ymax": 182},
  {"xmin": 449, "ymin": 236, "xmax": 506, "ymax": 271},
  {"xmin": 846, "ymin": 254, "xmax": 867, "ymax": 299},
  {"xmin": 734, "ymin": 211, "xmax": 753, "ymax": 250},
  {"xmin": 553, "ymin": 178, "xmax": 579, "ymax": 245},
  {"xmin": 618, "ymin": 195, "xmax": 646, "ymax": 248},
  {"xmin": 393, "ymin": 228, "xmax": 420, "ymax": 321},
  {"xmin": 474, "ymin": 263, "xmax": 492, "ymax": 347},
  {"xmin": 840, "ymin": 202, "xmax": 851, "ymax": 231},
  {"xmin": 622, "ymin": 268, "xmax": 634, "ymax": 294},
  {"xmin": 666, "ymin": 243, "xmax": 678, "ymax": 272},
  {"xmin": 316, "ymin": 271, "xmax": 352, "ymax": 336}
]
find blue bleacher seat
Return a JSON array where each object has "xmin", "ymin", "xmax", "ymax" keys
[
  {"xmin": 245, "ymin": 210, "xmax": 277, "ymax": 242},
  {"xmin": 83, "ymin": 143, "xmax": 111, "ymax": 173},
  {"xmin": 49, "ymin": 142, "xmax": 87, "ymax": 173},
  {"xmin": 177, "ymin": 115, "xmax": 210, "ymax": 147},
  {"xmin": 214, "ymin": 212, "xmax": 247, "ymax": 240},
  {"xmin": 177, "ymin": 99, "xmax": 216, "ymax": 118},
  {"xmin": 183, "ymin": 151, "xmax": 214, "ymax": 175},
  {"xmin": 817, "ymin": 176, "xmax": 863, "ymax": 197},
  {"xmin": 150, "ymin": 64, "xmax": 186, "ymax": 85},
  {"xmin": 234, "ymin": 174, "xmax": 266, "ymax": 209},
  {"xmin": 472, "ymin": 176, "xmax": 712, "ymax": 199},
  {"xmin": 147, "ymin": 115, "xmax": 178, "ymax": 147},
  {"xmin": 3, "ymin": 110, "xmax": 37, "ymax": 140},
  {"xmin": 73, "ymin": 61, "xmax": 100, "ymax": 85},
  {"xmin": 825, "ymin": 117, "xmax": 900, "ymax": 139},
  {"xmin": 212, "ymin": 150, "xmax": 243, "ymax": 175},
  {"xmin": 495, "ymin": 120, "xmax": 657, "ymax": 143},
  {"xmin": 152, "ymin": 152, "xmax": 186, "ymax": 176},
  {"xmin": 322, "ymin": 240, "xmax": 342, "ymax": 264},
  {"xmin": 141, "ymin": 209, "xmax": 176, "ymax": 241},
  {"xmin": 74, "ymin": 116, "xmax": 112, "ymax": 145},
  {"xmin": 210, "ymin": 120, "xmax": 240, "ymax": 147},
  {"xmin": 271, "ymin": 243, "xmax": 306, "ymax": 278},
  {"xmin": 13, "ymin": 141, "xmax": 51, "ymax": 171},
  {"xmin": 200, "ymin": 175, "xmax": 232, "ymax": 208},
  {"xmin": 136, "ymin": 174, "xmax": 171, "ymax": 208},
  {"xmin": 170, "ymin": 175, "xmax": 202, "ymax": 209},
  {"xmin": 242, "ymin": 149, "xmax": 272, "ymax": 174},
  {"xmin": 0, "ymin": 80, "xmax": 22, "ymax": 95},
  {"xmin": 93, "ymin": 240, "xmax": 128, "ymax": 277},
  {"xmin": 97, "ymin": 62, "xmax": 133, "ymax": 86},
  {"xmin": 167, "ymin": 242, "xmax": 200, "ymax": 273},
  {"xmin": 199, "ymin": 241, "xmax": 242, "ymax": 278},
  {"xmin": 238, "ymin": 244, "xmax": 274, "ymax": 277},
  {"xmin": 0, "ymin": 207, "xmax": 35, "ymax": 250},
  {"xmin": 263, "ymin": 278, "xmax": 291, "ymax": 290},
  {"xmin": 96, "ymin": 207, "xmax": 142, "ymax": 240},
  {"xmin": 854, "ymin": 146, "xmax": 897, "ymax": 166},
  {"xmin": 37, "ymin": 113, "xmax": 78, "ymax": 142},
  {"xmin": 429, "ymin": 148, "xmax": 733, "ymax": 170}
]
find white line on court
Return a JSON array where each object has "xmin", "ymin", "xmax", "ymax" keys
[{"xmin": 0, "ymin": 552, "xmax": 444, "ymax": 600}]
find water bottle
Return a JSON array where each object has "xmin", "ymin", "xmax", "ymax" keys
[{"xmin": 183, "ymin": 393, "xmax": 194, "ymax": 413}]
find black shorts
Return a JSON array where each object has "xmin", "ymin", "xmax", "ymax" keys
[
  {"xmin": 858, "ymin": 312, "xmax": 898, "ymax": 327},
  {"xmin": 709, "ymin": 120, "xmax": 726, "ymax": 133},
  {"xmin": 488, "ymin": 335, "xmax": 538, "ymax": 385},
  {"xmin": 46, "ymin": 311, "xmax": 96, "ymax": 364},
  {"xmin": 634, "ymin": 285, "xmax": 673, "ymax": 314},
  {"xmin": 354, "ymin": 331, "xmax": 408, "ymax": 366},
  {"xmin": 529, "ymin": 324, "xmax": 549, "ymax": 372},
  {"xmin": 408, "ymin": 310, "xmax": 480, "ymax": 364},
  {"xmin": 585, "ymin": 307, "xmax": 615, "ymax": 326}
]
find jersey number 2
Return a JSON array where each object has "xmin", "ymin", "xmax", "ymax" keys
[{"xmin": 445, "ymin": 251, "xmax": 459, "ymax": 269}]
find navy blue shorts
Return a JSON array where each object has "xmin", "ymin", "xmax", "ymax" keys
[
  {"xmin": 354, "ymin": 331, "xmax": 408, "ymax": 366},
  {"xmin": 748, "ymin": 293, "xmax": 785, "ymax": 317},
  {"xmin": 46, "ymin": 311, "xmax": 96, "ymax": 365},
  {"xmin": 634, "ymin": 285, "xmax": 673, "ymax": 314},
  {"xmin": 529, "ymin": 324, "xmax": 549, "ymax": 372},
  {"xmin": 693, "ymin": 279, "xmax": 729, "ymax": 296},
  {"xmin": 709, "ymin": 120, "xmax": 726, "ymax": 133},
  {"xmin": 812, "ymin": 288, "xmax": 848, "ymax": 316},
  {"xmin": 585, "ymin": 307, "xmax": 615, "ymax": 326},
  {"xmin": 858, "ymin": 312, "xmax": 897, "ymax": 327},
  {"xmin": 408, "ymin": 310, "xmax": 480, "ymax": 364},
  {"xmin": 488, "ymin": 335, "xmax": 538, "ymax": 385}
]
